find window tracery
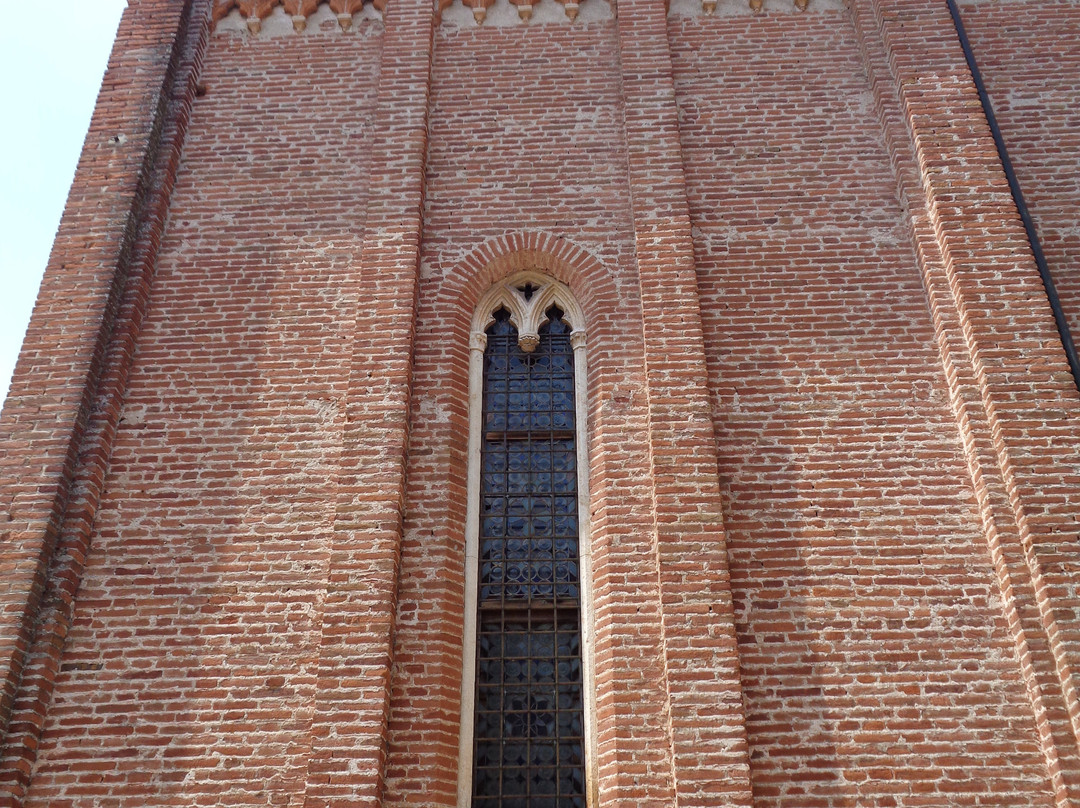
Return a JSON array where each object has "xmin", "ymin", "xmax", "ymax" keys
[{"xmin": 458, "ymin": 273, "xmax": 595, "ymax": 808}]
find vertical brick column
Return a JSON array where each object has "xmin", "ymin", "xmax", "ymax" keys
[
  {"xmin": 614, "ymin": 2, "xmax": 754, "ymax": 805},
  {"xmin": 0, "ymin": 0, "xmax": 208, "ymax": 794},
  {"xmin": 302, "ymin": 0, "xmax": 435, "ymax": 804},
  {"xmin": 851, "ymin": 1, "xmax": 1080, "ymax": 805}
]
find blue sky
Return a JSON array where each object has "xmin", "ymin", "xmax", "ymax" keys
[{"xmin": 0, "ymin": 1, "xmax": 128, "ymax": 406}]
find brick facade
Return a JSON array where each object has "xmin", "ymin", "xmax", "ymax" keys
[{"xmin": 1, "ymin": 0, "xmax": 1078, "ymax": 806}]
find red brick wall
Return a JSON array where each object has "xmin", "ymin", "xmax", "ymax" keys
[
  {"xmin": 670, "ymin": 9, "xmax": 1056, "ymax": 806},
  {"xmin": 23, "ymin": 21, "xmax": 382, "ymax": 806},
  {"xmin": 6, "ymin": 0, "xmax": 1080, "ymax": 805},
  {"xmin": 958, "ymin": 0, "xmax": 1080, "ymax": 347}
]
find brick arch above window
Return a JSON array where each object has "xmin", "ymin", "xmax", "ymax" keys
[{"xmin": 436, "ymin": 232, "xmax": 615, "ymax": 335}]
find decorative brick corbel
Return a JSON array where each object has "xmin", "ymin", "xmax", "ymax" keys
[
  {"xmin": 236, "ymin": 0, "xmax": 277, "ymax": 31},
  {"xmin": 463, "ymin": 0, "xmax": 495, "ymax": 24},
  {"xmin": 213, "ymin": 0, "xmax": 280, "ymax": 31},
  {"xmin": 510, "ymin": 0, "xmax": 533, "ymax": 21},
  {"xmin": 329, "ymin": 0, "xmax": 368, "ymax": 27},
  {"xmin": 283, "ymin": 0, "xmax": 320, "ymax": 30}
]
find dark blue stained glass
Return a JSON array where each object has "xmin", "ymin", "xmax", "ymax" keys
[
  {"xmin": 557, "ymin": 662, "xmax": 581, "ymax": 687},
  {"xmin": 504, "ymin": 743, "xmax": 529, "ymax": 767},
  {"xmin": 474, "ymin": 305, "xmax": 586, "ymax": 807},
  {"xmin": 484, "ymin": 453, "xmax": 508, "ymax": 473},
  {"xmin": 556, "ymin": 711, "xmax": 582, "ymax": 737},
  {"xmin": 552, "ymin": 476, "xmax": 575, "ymax": 495},
  {"xmin": 559, "ymin": 768, "xmax": 584, "ymax": 796},
  {"xmin": 505, "ymin": 660, "xmax": 527, "ymax": 684},
  {"xmin": 480, "ymin": 658, "xmax": 502, "ymax": 682},
  {"xmin": 504, "ymin": 686, "xmax": 530, "ymax": 714},
  {"xmin": 553, "ymin": 538, "xmax": 576, "ymax": 558},
  {"xmin": 532, "ymin": 770, "xmax": 557, "ymax": 795},
  {"xmin": 551, "ymin": 450, "xmax": 574, "ymax": 471},
  {"xmin": 533, "ymin": 659, "xmax": 556, "ymax": 683},
  {"xmin": 554, "ymin": 562, "xmax": 577, "ymax": 583},
  {"xmin": 477, "ymin": 686, "xmax": 502, "ymax": 712},
  {"xmin": 476, "ymin": 712, "xmax": 501, "ymax": 739},
  {"xmin": 554, "ymin": 583, "xmax": 577, "ymax": 601},
  {"xmin": 476, "ymin": 743, "xmax": 500, "ymax": 767},
  {"xmin": 505, "ymin": 712, "xmax": 529, "ymax": 738},
  {"xmin": 476, "ymin": 773, "xmax": 500, "ymax": 797},
  {"xmin": 532, "ymin": 742, "xmax": 557, "ymax": 767},
  {"xmin": 556, "ymin": 629, "xmax": 580, "ymax": 656},
  {"xmin": 504, "ymin": 770, "xmax": 528, "ymax": 795}
]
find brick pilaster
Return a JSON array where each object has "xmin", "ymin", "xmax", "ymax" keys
[
  {"xmin": 850, "ymin": 1, "xmax": 1080, "ymax": 805},
  {"xmin": 301, "ymin": 0, "xmax": 435, "ymax": 804},
  {"xmin": 614, "ymin": 2, "xmax": 754, "ymax": 805}
]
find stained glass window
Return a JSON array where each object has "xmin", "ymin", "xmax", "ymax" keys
[{"xmin": 472, "ymin": 305, "xmax": 586, "ymax": 808}]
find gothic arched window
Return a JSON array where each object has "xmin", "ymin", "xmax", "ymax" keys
[{"xmin": 458, "ymin": 274, "xmax": 595, "ymax": 808}]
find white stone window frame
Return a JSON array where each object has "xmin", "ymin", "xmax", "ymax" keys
[{"xmin": 456, "ymin": 271, "xmax": 599, "ymax": 808}]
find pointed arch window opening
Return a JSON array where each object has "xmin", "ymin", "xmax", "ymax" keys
[{"xmin": 458, "ymin": 274, "xmax": 597, "ymax": 808}]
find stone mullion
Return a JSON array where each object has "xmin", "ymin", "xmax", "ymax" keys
[
  {"xmin": 0, "ymin": 0, "xmax": 198, "ymax": 759},
  {"xmin": 302, "ymin": 0, "xmax": 434, "ymax": 804},
  {"xmin": 850, "ymin": 0, "xmax": 1080, "ymax": 804},
  {"xmin": 614, "ymin": 2, "xmax": 753, "ymax": 806}
]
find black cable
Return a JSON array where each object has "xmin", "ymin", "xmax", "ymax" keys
[{"xmin": 945, "ymin": 0, "xmax": 1080, "ymax": 393}]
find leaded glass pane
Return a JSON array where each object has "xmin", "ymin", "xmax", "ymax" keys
[{"xmin": 473, "ymin": 306, "xmax": 586, "ymax": 808}]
